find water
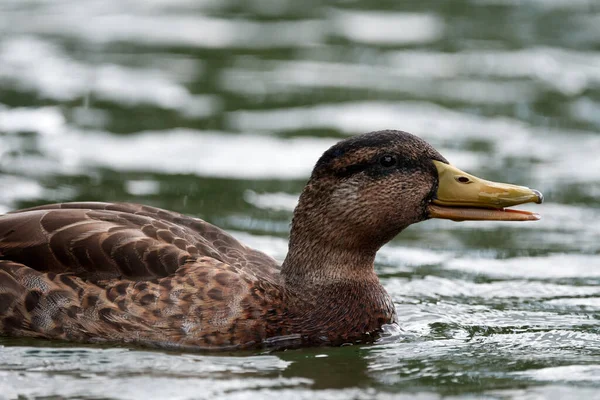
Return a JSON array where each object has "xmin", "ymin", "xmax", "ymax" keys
[{"xmin": 1, "ymin": 0, "xmax": 599, "ymax": 398}]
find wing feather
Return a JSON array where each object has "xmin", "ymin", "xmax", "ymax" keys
[{"xmin": 0, "ymin": 202, "xmax": 280, "ymax": 282}]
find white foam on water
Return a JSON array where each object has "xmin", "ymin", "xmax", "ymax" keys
[
  {"xmin": 516, "ymin": 365, "xmax": 600, "ymax": 382},
  {"xmin": 244, "ymin": 190, "xmax": 299, "ymax": 212},
  {"xmin": 0, "ymin": 105, "xmax": 65, "ymax": 136},
  {"xmin": 0, "ymin": 112, "xmax": 336, "ymax": 179},
  {"xmin": 193, "ymin": 388, "xmax": 446, "ymax": 400},
  {"xmin": 0, "ymin": 175, "xmax": 45, "ymax": 213},
  {"xmin": 0, "ymin": 371, "xmax": 310, "ymax": 400},
  {"xmin": 330, "ymin": 10, "xmax": 444, "ymax": 45},
  {"xmin": 3, "ymin": 2, "xmax": 324, "ymax": 49},
  {"xmin": 227, "ymin": 231, "xmax": 289, "ymax": 261},
  {"xmin": 489, "ymin": 387, "xmax": 600, "ymax": 400},
  {"xmin": 225, "ymin": 100, "xmax": 521, "ymax": 142},
  {"xmin": 545, "ymin": 297, "xmax": 600, "ymax": 309},
  {"xmin": 386, "ymin": 47, "xmax": 600, "ymax": 96},
  {"xmin": 473, "ymin": 0, "xmax": 599, "ymax": 10},
  {"xmin": 0, "ymin": 0, "xmax": 222, "ymax": 10},
  {"xmin": 35, "ymin": 129, "xmax": 333, "ymax": 179},
  {"xmin": 444, "ymin": 253, "xmax": 600, "ymax": 279},
  {"xmin": 570, "ymin": 97, "xmax": 600, "ymax": 126},
  {"xmin": 389, "ymin": 275, "xmax": 600, "ymax": 299},
  {"xmin": 377, "ymin": 246, "xmax": 453, "ymax": 268},
  {"xmin": 0, "ymin": 346, "xmax": 291, "ymax": 374},
  {"xmin": 0, "ymin": 345, "xmax": 304, "ymax": 399},
  {"xmin": 221, "ymin": 59, "xmax": 536, "ymax": 104},
  {"xmin": 125, "ymin": 180, "xmax": 161, "ymax": 196},
  {"xmin": 477, "ymin": 330, "xmax": 600, "ymax": 348},
  {"xmin": 0, "ymin": 37, "xmax": 216, "ymax": 117}
]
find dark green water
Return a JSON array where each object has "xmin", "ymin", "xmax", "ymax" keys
[{"xmin": 1, "ymin": 0, "xmax": 600, "ymax": 399}]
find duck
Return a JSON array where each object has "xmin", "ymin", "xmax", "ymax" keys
[{"xmin": 0, "ymin": 130, "xmax": 543, "ymax": 351}]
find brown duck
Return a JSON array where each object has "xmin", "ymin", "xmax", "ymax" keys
[{"xmin": 0, "ymin": 130, "xmax": 543, "ymax": 351}]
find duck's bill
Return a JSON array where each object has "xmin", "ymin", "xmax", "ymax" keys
[{"xmin": 427, "ymin": 161, "xmax": 543, "ymax": 222}]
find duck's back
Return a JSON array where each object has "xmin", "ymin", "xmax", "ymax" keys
[{"xmin": 0, "ymin": 202, "xmax": 286, "ymax": 350}]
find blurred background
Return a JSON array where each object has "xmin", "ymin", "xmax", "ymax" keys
[{"xmin": 1, "ymin": 0, "xmax": 600, "ymax": 399}]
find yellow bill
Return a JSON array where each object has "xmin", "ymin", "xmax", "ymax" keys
[{"xmin": 428, "ymin": 160, "xmax": 543, "ymax": 222}]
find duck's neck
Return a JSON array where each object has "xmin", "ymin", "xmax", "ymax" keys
[
  {"xmin": 281, "ymin": 235, "xmax": 379, "ymax": 286},
  {"xmin": 281, "ymin": 182, "xmax": 384, "ymax": 286},
  {"xmin": 280, "ymin": 234, "xmax": 396, "ymax": 343}
]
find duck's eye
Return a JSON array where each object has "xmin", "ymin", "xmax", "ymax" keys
[{"xmin": 379, "ymin": 155, "xmax": 397, "ymax": 168}]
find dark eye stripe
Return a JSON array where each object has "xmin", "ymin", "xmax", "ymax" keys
[{"xmin": 334, "ymin": 162, "xmax": 372, "ymax": 178}]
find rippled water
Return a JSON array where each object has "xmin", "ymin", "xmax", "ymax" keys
[{"xmin": 1, "ymin": 0, "xmax": 600, "ymax": 398}]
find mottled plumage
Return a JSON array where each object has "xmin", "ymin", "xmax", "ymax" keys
[
  {"xmin": 0, "ymin": 203, "xmax": 290, "ymax": 349},
  {"xmin": 0, "ymin": 130, "xmax": 541, "ymax": 350}
]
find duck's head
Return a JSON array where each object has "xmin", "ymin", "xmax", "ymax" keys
[{"xmin": 289, "ymin": 130, "xmax": 543, "ymax": 255}]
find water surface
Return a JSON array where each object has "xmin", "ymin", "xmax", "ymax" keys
[{"xmin": 1, "ymin": 0, "xmax": 600, "ymax": 399}]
